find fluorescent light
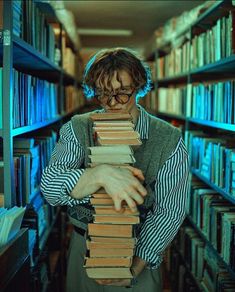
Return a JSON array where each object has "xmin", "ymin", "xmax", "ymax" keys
[{"xmin": 77, "ymin": 28, "xmax": 133, "ymax": 36}]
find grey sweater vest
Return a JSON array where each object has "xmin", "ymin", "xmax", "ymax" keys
[{"xmin": 67, "ymin": 110, "xmax": 181, "ymax": 231}]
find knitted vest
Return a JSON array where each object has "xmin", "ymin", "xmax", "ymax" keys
[{"xmin": 67, "ymin": 110, "xmax": 181, "ymax": 231}]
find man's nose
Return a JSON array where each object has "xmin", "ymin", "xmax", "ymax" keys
[{"xmin": 108, "ymin": 95, "xmax": 117, "ymax": 106}]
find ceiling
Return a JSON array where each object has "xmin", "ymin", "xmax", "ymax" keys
[{"xmin": 64, "ymin": 1, "xmax": 204, "ymax": 58}]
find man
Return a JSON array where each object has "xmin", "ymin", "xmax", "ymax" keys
[{"xmin": 41, "ymin": 48, "xmax": 189, "ymax": 292}]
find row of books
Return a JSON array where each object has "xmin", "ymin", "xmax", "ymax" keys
[
  {"xmin": 141, "ymin": 90, "xmax": 157, "ymax": 113},
  {"xmin": 155, "ymin": 1, "xmax": 214, "ymax": 49},
  {"xmin": 185, "ymin": 130, "xmax": 235, "ymax": 196},
  {"xmin": 16, "ymin": 0, "xmax": 57, "ymax": 62},
  {"xmin": 157, "ymin": 87, "xmax": 186, "ymax": 117},
  {"xmin": 84, "ymin": 112, "xmax": 141, "ymax": 280},
  {"xmin": 190, "ymin": 11, "xmax": 235, "ymax": 70},
  {"xmin": 187, "ymin": 81, "xmax": 235, "ymax": 124},
  {"xmin": 0, "ymin": 206, "xmax": 25, "ymax": 247},
  {"xmin": 188, "ymin": 176, "xmax": 235, "ymax": 269},
  {"xmin": 155, "ymin": 80, "xmax": 235, "ymax": 125},
  {"xmin": 22, "ymin": 192, "xmax": 57, "ymax": 267},
  {"xmin": 174, "ymin": 225, "xmax": 235, "ymax": 291},
  {"xmin": 0, "ymin": 131, "xmax": 57, "ymax": 206},
  {"xmin": 11, "ymin": 68, "xmax": 59, "ymax": 128},
  {"xmin": 156, "ymin": 10, "xmax": 235, "ymax": 78},
  {"xmin": 63, "ymin": 87, "xmax": 85, "ymax": 115},
  {"xmin": 0, "ymin": 68, "xmax": 81, "ymax": 129},
  {"xmin": 168, "ymin": 248, "xmax": 201, "ymax": 292},
  {"xmin": 156, "ymin": 40, "xmax": 190, "ymax": 78}
]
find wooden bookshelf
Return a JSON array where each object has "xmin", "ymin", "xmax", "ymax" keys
[
  {"xmin": 0, "ymin": 0, "xmax": 83, "ymax": 291},
  {"xmin": 187, "ymin": 215, "xmax": 235, "ymax": 280},
  {"xmin": 149, "ymin": 0, "xmax": 235, "ymax": 290},
  {"xmin": 0, "ymin": 228, "xmax": 30, "ymax": 292}
]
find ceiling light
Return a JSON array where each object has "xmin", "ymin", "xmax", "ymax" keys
[{"xmin": 77, "ymin": 28, "xmax": 133, "ymax": 36}]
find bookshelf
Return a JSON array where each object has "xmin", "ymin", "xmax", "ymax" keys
[
  {"xmin": 0, "ymin": 0, "xmax": 83, "ymax": 291},
  {"xmin": 144, "ymin": 0, "xmax": 235, "ymax": 290}
]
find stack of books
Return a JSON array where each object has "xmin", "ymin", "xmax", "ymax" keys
[{"xmin": 84, "ymin": 112, "xmax": 142, "ymax": 280}]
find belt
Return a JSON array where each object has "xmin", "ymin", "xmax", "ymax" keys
[{"xmin": 74, "ymin": 225, "xmax": 86, "ymax": 236}]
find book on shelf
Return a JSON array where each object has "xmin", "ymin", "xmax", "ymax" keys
[{"xmin": 0, "ymin": 206, "xmax": 26, "ymax": 247}]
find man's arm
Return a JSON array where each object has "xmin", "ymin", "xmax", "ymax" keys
[
  {"xmin": 40, "ymin": 121, "xmax": 87, "ymax": 206},
  {"xmin": 41, "ymin": 121, "xmax": 147, "ymax": 211},
  {"xmin": 134, "ymin": 137, "xmax": 189, "ymax": 267}
]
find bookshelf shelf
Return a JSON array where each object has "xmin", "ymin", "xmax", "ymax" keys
[
  {"xmin": 157, "ymin": 73, "xmax": 188, "ymax": 87},
  {"xmin": 12, "ymin": 116, "xmax": 62, "ymax": 136},
  {"xmin": 190, "ymin": 54, "xmax": 235, "ymax": 75},
  {"xmin": 187, "ymin": 118, "xmax": 235, "ymax": 132},
  {"xmin": 0, "ymin": 228, "xmax": 30, "ymax": 292},
  {"xmin": 11, "ymin": 107, "xmax": 81, "ymax": 137},
  {"xmin": 156, "ymin": 112, "xmax": 186, "ymax": 121},
  {"xmin": 187, "ymin": 215, "xmax": 235, "ymax": 280},
  {"xmin": 191, "ymin": 168, "xmax": 235, "ymax": 204}
]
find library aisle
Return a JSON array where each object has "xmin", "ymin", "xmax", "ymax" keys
[{"xmin": 1, "ymin": 0, "xmax": 235, "ymax": 291}]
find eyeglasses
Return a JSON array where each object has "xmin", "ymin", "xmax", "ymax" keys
[{"xmin": 95, "ymin": 89, "xmax": 135, "ymax": 106}]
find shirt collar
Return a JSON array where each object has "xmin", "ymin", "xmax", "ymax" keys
[
  {"xmin": 96, "ymin": 104, "xmax": 150, "ymax": 140},
  {"xmin": 134, "ymin": 104, "xmax": 150, "ymax": 140}
]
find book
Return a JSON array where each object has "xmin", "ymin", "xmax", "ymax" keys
[
  {"xmin": 97, "ymin": 138, "xmax": 142, "ymax": 146},
  {"xmin": 93, "ymin": 121, "xmax": 134, "ymax": 127},
  {"xmin": 96, "ymin": 131, "xmax": 140, "ymax": 140},
  {"xmin": 86, "ymin": 267, "xmax": 132, "ymax": 279},
  {"xmin": 0, "ymin": 206, "xmax": 26, "ymax": 246},
  {"xmin": 89, "ymin": 236, "xmax": 137, "ymax": 245},
  {"xmin": 94, "ymin": 206, "xmax": 139, "ymax": 216},
  {"xmin": 90, "ymin": 112, "xmax": 132, "ymax": 121},
  {"xmin": 88, "ymin": 248, "xmax": 134, "ymax": 258},
  {"xmin": 89, "ymin": 145, "xmax": 133, "ymax": 155},
  {"xmin": 90, "ymin": 197, "xmax": 114, "ymax": 206},
  {"xmin": 93, "ymin": 126, "xmax": 134, "ymax": 132},
  {"xmin": 84, "ymin": 257, "xmax": 132, "ymax": 267},
  {"xmin": 86, "ymin": 240, "xmax": 135, "ymax": 250},
  {"xmin": 93, "ymin": 215, "xmax": 140, "ymax": 225},
  {"xmin": 88, "ymin": 223, "xmax": 133, "ymax": 238},
  {"xmin": 89, "ymin": 154, "xmax": 135, "ymax": 164}
]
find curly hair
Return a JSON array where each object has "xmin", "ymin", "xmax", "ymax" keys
[{"xmin": 82, "ymin": 48, "xmax": 152, "ymax": 101}]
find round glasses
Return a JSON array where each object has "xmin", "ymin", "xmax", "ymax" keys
[{"xmin": 95, "ymin": 89, "xmax": 135, "ymax": 105}]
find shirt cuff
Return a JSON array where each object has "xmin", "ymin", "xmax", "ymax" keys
[
  {"xmin": 135, "ymin": 243, "xmax": 163, "ymax": 269},
  {"xmin": 58, "ymin": 168, "xmax": 91, "ymax": 206}
]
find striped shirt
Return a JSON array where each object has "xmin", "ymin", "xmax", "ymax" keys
[{"xmin": 40, "ymin": 105, "xmax": 189, "ymax": 268}]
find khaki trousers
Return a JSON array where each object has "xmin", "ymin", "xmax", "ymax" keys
[{"xmin": 66, "ymin": 231, "xmax": 162, "ymax": 292}]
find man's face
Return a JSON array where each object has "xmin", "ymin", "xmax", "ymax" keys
[{"xmin": 95, "ymin": 70, "xmax": 137, "ymax": 112}]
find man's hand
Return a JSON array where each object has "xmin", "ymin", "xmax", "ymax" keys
[
  {"xmin": 95, "ymin": 279, "xmax": 131, "ymax": 287},
  {"xmin": 97, "ymin": 165, "xmax": 147, "ymax": 212}
]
